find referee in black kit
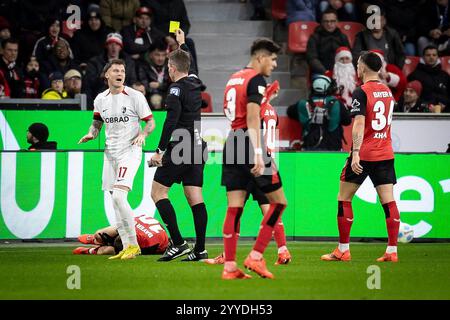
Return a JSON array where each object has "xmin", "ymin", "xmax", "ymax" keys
[{"xmin": 149, "ymin": 29, "xmax": 208, "ymax": 262}]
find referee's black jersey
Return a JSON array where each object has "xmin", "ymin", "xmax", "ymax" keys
[{"xmin": 157, "ymin": 74, "xmax": 204, "ymax": 151}]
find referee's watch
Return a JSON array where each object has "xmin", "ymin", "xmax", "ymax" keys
[{"xmin": 156, "ymin": 148, "xmax": 165, "ymax": 155}]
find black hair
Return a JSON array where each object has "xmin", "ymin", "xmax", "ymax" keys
[
  {"xmin": 149, "ymin": 38, "xmax": 168, "ymax": 53},
  {"xmin": 423, "ymin": 44, "xmax": 438, "ymax": 56},
  {"xmin": 322, "ymin": 8, "xmax": 338, "ymax": 18},
  {"xmin": 250, "ymin": 38, "xmax": 281, "ymax": 56},
  {"xmin": 359, "ymin": 51, "xmax": 382, "ymax": 72},
  {"xmin": 2, "ymin": 38, "xmax": 18, "ymax": 49},
  {"xmin": 113, "ymin": 236, "xmax": 123, "ymax": 254}
]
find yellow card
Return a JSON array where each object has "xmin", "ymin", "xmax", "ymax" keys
[{"xmin": 169, "ymin": 21, "xmax": 180, "ymax": 33}]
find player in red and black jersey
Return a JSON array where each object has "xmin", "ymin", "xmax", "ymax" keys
[
  {"xmin": 73, "ymin": 215, "xmax": 169, "ymax": 256},
  {"xmin": 205, "ymin": 81, "xmax": 291, "ymax": 267},
  {"xmin": 220, "ymin": 39, "xmax": 288, "ymax": 280},
  {"xmin": 321, "ymin": 51, "xmax": 400, "ymax": 263}
]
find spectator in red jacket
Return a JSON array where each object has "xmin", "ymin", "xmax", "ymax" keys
[{"xmin": 0, "ymin": 68, "xmax": 10, "ymax": 98}]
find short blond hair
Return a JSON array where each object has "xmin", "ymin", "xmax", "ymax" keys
[{"xmin": 168, "ymin": 49, "xmax": 190, "ymax": 73}]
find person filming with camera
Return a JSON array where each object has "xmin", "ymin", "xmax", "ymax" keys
[{"xmin": 287, "ymin": 75, "xmax": 352, "ymax": 151}]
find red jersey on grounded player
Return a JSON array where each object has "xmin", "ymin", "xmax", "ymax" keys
[
  {"xmin": 134, "ymin": 215, "xmax": 168, "ymax": 253},
  {"xmin": 223, "ymin": 68, "xmax": 267, "ymax": 129},
  {"xmin": 260, "ymin": 80, "xmax": 280, "ymax": 156},
  {"xmin": 350, "ymin": 80, "xmax": 395, "ymax": 161}
]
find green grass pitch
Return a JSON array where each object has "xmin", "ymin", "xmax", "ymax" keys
[{"xmin": 1, "ymin": 242, "xmax": 449, "ymax": 300}]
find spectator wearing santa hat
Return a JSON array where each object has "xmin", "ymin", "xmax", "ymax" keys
[
  {"xmin": 83, "ymin": 32, "xmax": 137, "ymax": 108},
  {"xmin": 325, "ymin": 46, "xmax": 357, "ymax": 108},
  {"xmin": 370, "ymin": 49, "xmax": 407, "ymax": 102}
]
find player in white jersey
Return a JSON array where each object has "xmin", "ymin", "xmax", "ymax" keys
[{"xmin": 78, "ymin": 59, "xmax": 155, "ymax": 260}]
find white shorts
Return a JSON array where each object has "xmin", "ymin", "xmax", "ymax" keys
[{"xmin": 102, "ymin": 147, "xmax": 142, "ymax": 192}]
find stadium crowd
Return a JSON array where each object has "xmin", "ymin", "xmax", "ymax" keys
[
  {"xmin": 288, "ymin": 0, "xmax": 450, "ymax": 113},
  {"xmin": 0, "ymin": 0, "xmax": 197, "ymax": 110},
  {"xmin": 0, "ymin": 0, "xmax": 449, "ymax": 115}
]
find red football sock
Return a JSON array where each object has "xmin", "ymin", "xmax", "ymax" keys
[
  {"xmin": 337, "ymin": 201, "xmax": 353, "ymax": 244},
  {"xmin": 383, "ymin": 201, "xmax": 400, "ymax": 246},
  {"xmin": 273, "ymin": 220, "xmax": 287, "ymax": 248},
  {"xmin": 223, "ymin": 207, "xmax": 243, "ymax": 262},
  {"xmin": 253, "ymin": 203, "xmax": 286, "ymax": 254}
]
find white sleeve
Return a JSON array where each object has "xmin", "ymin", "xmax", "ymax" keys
[
  {"xmin": 135, "ymin": 92, "xmax": 153, "ymax": 121},
  {"xmin": 94, "ymin": 96, "xmax": 100, "ymax": 114}
]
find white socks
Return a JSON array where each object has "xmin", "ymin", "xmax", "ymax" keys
[
  {"xmin": 111, "ymin": 192, "xmax": 129, "ymax": 249},
  {"xmin": 338, "ymin": 243, "xmax": 350, "ymax": 252},
  {"xmin": 278, "ymin": 246, "xmax": 288, "ymax": 254},
  {"xmin": 386, "ymin": 246, "xmax": 397, "ymax": 254},
  {"xmin": 112, "ymin": 188, "xmax": 138, "ymax": 247}
]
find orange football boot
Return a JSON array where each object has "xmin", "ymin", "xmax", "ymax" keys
[
  {"xmin": 321, "ymin": 247, "xmax": 351, "ymax": 261},
  {"xmin": 73, "ymin": 247, "xmax": 91, "ymax": 255},
  {"xmin": 376, "ymin": 252, "xmax": 398, "ymax": 262},
  {"xmin": 222, "ymin": 268, "xmax": 252, "ymax": 280},
  {"xmin": 275, "ymin": 250, "xmax": 292, "ymax": 265},
  {"xmin": 78, "ymin": 234, "xmax": 96, "ymax": 245},
  {"xmin": 204, "ymin": 252, "xmax": 225, "ymax": 265},
  {"xmin": 244, "ymin": 256, "xmax": 274, "ymax": 279}
]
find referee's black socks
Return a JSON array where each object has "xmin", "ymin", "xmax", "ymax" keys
[
  {"xmin": 191, "ymin": 203, "xmax": 207, "ymax": 252},
  {"xmin": 155, "ymin": 199, "xmax": 184, "ymax": 246}
]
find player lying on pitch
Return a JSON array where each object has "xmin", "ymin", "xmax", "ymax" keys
[{"xmin": 73, "ymin": 215, "xmax": 169, "ymax": 256}]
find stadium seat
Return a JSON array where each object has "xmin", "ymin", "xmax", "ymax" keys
[
  {"xmin": 278, "ymin": 116, "xmax": 302, "ymax": 146},
  {"xmin": 337, "ymin": 21, "xmax": 364, "ymax": 48},
  {"xmin": 440, "ymin": 56, "xmax": 450, "ymax": 76},
  {"xmin": 288, "ymin": 21, "xmax": 319, "ymax": 53},
  {"xmin": 201, "ymin": 91, "xmax": 213, "ymax": 113},
  {"xmin": 402, "ymin": 56, "xmax": 420, "ymax": 78},
  {"xmin": 271, "ymin": 0, "xmax": 287, "ymax": 20}
]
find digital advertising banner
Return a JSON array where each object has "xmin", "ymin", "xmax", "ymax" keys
[{"xmin": 1, "ymin": 151, "xmax": 449, "ymax": 240}]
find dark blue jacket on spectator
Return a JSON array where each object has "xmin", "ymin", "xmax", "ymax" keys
[
  {"xmin": 306, "ymin": 26, "xmax": 350, "ymax": 74},
  {"xmin": 408, "ymin": 61, "xmax": 450, "ymax": 110},
  {"xmin": 287, "ymin": 0, "xmax": 317, "ymax": 25}
]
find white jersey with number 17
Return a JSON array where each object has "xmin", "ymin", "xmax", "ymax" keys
[{"xmin": 93, "ymin": 86, "xmax": 152, "ymax": 160}]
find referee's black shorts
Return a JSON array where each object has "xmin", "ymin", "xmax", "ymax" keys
[
  {"xmin": 154, "ymin": 140, "xmax": 207, "ymax": 188},
  {"xmin": 340, "ymin": 155, "xmax": 397, "ymax": 187},
  {"xmin": 221, "ymin": 129, "xmax": 282, "ymax": 194}
]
